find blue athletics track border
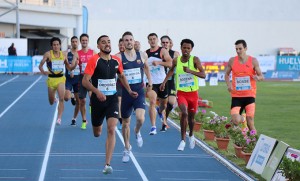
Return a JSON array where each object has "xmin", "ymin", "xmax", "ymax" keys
[{"xmin": 0, "ymin": 74, "xmax": 255, "ymax": 181}]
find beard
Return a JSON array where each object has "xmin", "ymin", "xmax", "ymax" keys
[{"xmin": 102, "ymin": 49, "xmax": 111, "ymax": 54}]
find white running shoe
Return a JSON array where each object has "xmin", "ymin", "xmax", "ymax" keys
[
  {"xmin": 149, "ymin": 126, "xmax": 157, "ymax": 135},
  {"xmin": 122, "ymin": 145, "xmax": 132, "ymax": 163},
  {"xmin": 189, "ymin": 135, "xmax": 196, "ymax": 149},
  {"xmin": 177, "ymin": 140, "xmax": 186, "ymax": 151},
  {"xmin": 56, "ymin": 118, "xmax": 61, "ymax": 125},
  {"xmin": 102, "ymin": 164, "xmax": 113, "ymax": 174},
  {"xmin": 136, "ymin": 132, "xmax": 143, "ymax": 147}
]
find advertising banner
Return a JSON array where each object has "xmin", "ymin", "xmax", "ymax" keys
[
  {"xmin": 265, "ymin": 70, "xmax": 299, "ymax": 80},
  {"xmin": 246, "ymin": 134, "xmax": 277, "ymax": 174},
  {"xmin": 257, "ymin": 56, "xmax": 276, "ymax": 73},
  {"xmin": 276, "ymin": 56, "xmax": 300, "ymax": 71},
  {"xmin": 0, "ymin": 56, "xmax": 32, "ymax": 73}
]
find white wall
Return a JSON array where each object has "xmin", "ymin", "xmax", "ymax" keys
[{"xmin": 83, "ymin": 0, "xmax": 300, "ymax": 58}]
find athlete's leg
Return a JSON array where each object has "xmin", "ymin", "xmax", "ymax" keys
[
  {"xmin": 147, "ymin": 90, "xmax": 157, "ymax": 127},
  {"xmin": 105, "ymin": 117, "xmax": 118, "ymax": 165},
  {"xmin": 93, "ymin": 125, "xmax": 102, "ymax": 137},
  {"xmin": 158, "ymin": 97, "xmax": 168, "ymax": 126},
  {"xmin": 178, "ymin": 103, "xmax": 188, "ymax": 141},
  {"xmin": 166, "ymin": 95, "xmax": 176, "ymax": 119},
  {"xmin": 245, "ymin": 103, "xmax": 256, "ymax": 131},
  {"xmin": 122, "ymin": 117, "xmax": 131, "ymax": 150},
  {"xmin": 48, "ymin": 87, "xmax": 56, "ymax": 105},
  {"xmin": 80, "ymin": 98, "xmax": 87, "ymax": 120},
  {"xmin": 56, "ymin": 83, "xmax": 65, "ymax": 120},
  {"xmin": 135, "ymin": 108, "xmax": 145, "ymax": 134},
  {"xmin": 73, "ymin": 92, "xmax": 80, "ymax": 119}
]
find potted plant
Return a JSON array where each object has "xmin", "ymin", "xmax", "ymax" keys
[
  {"xmin": 241, "ymin": 129, "xmax": 258, "ymax": 164},
  {"xmin": 212, "ymin": 116, "xmax": 230, "ymax": 150},
  {"xmin": 194, "ymin": 109, "xmax": 207, "ymax": 131},
  {"xmin": 279, "ymin": 153, "xmax": 300, "ymax": 181},
  {"xmin": 201, "ymin": 111, "xmax": 218, "ymax": 141},
  {"xmin": 227, "ymin": 125, "xmax": 246, "ymax": 158}
]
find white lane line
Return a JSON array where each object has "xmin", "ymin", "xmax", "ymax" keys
[
  {"xmin": 38, "ymin": 102, "xmax": 59, "ymax": 181},
  {"xmin": 115, "ymin": 128, "xmax": 149, "ymax": 181},
  {"xmin": 0, "ymin": 76, "xmax": 42, "ymax": 119},
  {"xmin": 0, "ymin": 75, "xmax": 19, "ymax": 87}
]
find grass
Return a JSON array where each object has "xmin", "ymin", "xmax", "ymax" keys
[
  {"xmin": 169, "ymin": 81, "xmax": 300, "ymax": 180},
  {"xmin": 198, "ymin": 81, "xmax": 300, "ymax": 149}
]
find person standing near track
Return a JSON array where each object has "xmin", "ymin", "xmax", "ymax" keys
[
  {"xmin": 77, "ymin": 33, "xmax": 97, "ymax": 130},
  {"xmin": 64, "ymin": 36, "xmax": 80, "ymax": 126},
  {"xmin": 134, "ymin": 40, "xmax": 141, "ymax": 52},
  {"xmin": 82, "ymin": 35, "xmax": 138, "ymax": 174},
  {"xmin": 160, "ymin": 39, "xmax": 206, "ymax": 151},
  {"xmin": 146, "ymin": 33, "xmax": 173, "ymax": 134},
  {"xmin": 116, "ymin": 31, "xmax": 152, "ymax": 163},
  {"xmin": 160, "ymin": 35, "xmax": 180, "ymax": 123},
  {"xmin": 225, "ymin": 39, "xmax": 264, "ymax": 131},
  {"xmin": 39, "ymin": 37, "xmax": 78, "ymax": 125},
  {"xmin": 115, "ymin": 38, "xmax": 125, "ymax": 130}
]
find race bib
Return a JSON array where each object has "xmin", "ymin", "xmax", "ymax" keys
[
  {"xmin": 69, "ymin": 65, "xmax": 80, "ymax": 75},
  {"xmin": 178, "ymin": 73, "xmax": 194, "ymax": 88},
  {"xmin": 81, "ymin": 63, "xmax": 87, "ymax": 72},
  {"xmin": 52, "ymin": 60, "xmax": 64, "ymax": 72},
  {"xmin": 124, "ymin": 68, "xmax": 142, "ymax": 84},
  {"xmin": 98, "ymin": 79, "xmax": 117, "ymax": 95},
  {"xmin": 149, "ymin": 65, "xmax": 162, "ymax": 73},
  {"xmin": 235, "ymin": 76, "xmax": 251, "ymax": 90}
]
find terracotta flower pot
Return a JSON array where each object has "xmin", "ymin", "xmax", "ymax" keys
[
  {"xmin": 241, "ymin": 151, "xmax": 252, "ymax": 164},
  {"xmin": 216, "ymin": 137, "xmax": 230, "ymax": 150},
  {"xmin": 203, "ymin": 129, "xmax": 215, "ymax": 141},
  {"xmin": 193, "ymin": 122, "xmax": 202, "ymax": 132},
  {"xmin": 233, "ymin": 144, "xmax": 243, "ymax": 158}
]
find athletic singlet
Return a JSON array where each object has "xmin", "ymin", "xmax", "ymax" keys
[
  {"xmin": 231, "ymin": 56, "xmax": 256, "ymax": 98},
  {"xmin": 175, "ymin": 55, "xmax": 199, "ymax": 92},
  {"xmin": 121, "ymin": 51, "xmax": 144, "ymax": 89},
  {"xmin": 167, "ymin": 49, "xmax": 176, "ymax": 81},
  {"xmin": 78, "ymin": 49, "xmax": 94, "ymax": 74},
  {"xmin": 146, "ymin": 47, "xmax": 165, "ymax": 84},
  {"xmin": 65, "ymin": 51, "xmax": 80, "ymax": 78},
  {"xmin": 84, "ymin": 54, "xmax": 123, "ymax": 96},
  {"xmin": 47, "ymin": 50, "xmax": 65, "ymax": 76}
]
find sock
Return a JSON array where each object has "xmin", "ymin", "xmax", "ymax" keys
[
  {"xmin": 83, "ymin": 120, "xmax": 87, "ymax": 122},
  {"xmin": 119, "ymin": 118, "xmax": 122, "ymax": 124}
]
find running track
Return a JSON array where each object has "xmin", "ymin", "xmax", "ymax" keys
[{"xmin": 0, "ymin": 75, "xmax": 255, "ymax": 181}]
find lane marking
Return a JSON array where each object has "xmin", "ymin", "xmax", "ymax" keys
[
  {"xmin": 60, "ymin": 177, "xmax": 128, "ymax": 180},
  {"xmin": 0, "ymin": 76, "xmax": 42, "ymax": 119},
  {"xmin": 0, "ymin": 75, "xmax": 19, "ymax": 87},
  {"xmin": 38, "ymin": 102, "xmax": 59, "ymax": 181},
  {"xmin": 116, "ymin": 128, "xmax": 149, "ymax": 181}
]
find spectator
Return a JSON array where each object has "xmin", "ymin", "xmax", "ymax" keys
[{"xmin": 8, "ymin": 43, "xmax": 17, "ymax": 56}]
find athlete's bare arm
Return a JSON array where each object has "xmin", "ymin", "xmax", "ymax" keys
[
  {"xmin": 152, "ymin": 48, "xmax": 172, "ymax": 68},
  {"xmin": 225, "ymin": 57, "xmax": 234, "ymax": 92},
  {"xmin": 39, "ymin": 51, "xmax": 50, "ymax": 75},
  {"xmin": 142, "ymin": 51, "xmax": 153, "ymax": 88},
  {"xmin": 160, "ymin": 58, "xmax": 177, "ymax": 91},
  {"xmin": 252, "ymin": 57, "xmax": 264, "ymax": 81},
  {"xmin": 82, "ymin": 73, "xmax": 106, "ymax": 102},
  {"xmin": 183, "ymin": 56, "xmax": 206, "ymax": 78},
  {"xmin": 118, "ymin": 73, "xmax": 138, "ymax": 98}
]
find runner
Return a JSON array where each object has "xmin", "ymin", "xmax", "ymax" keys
[
  {"xmin": 134, "ymin": 40, "xmax": 141, "ymax": 52},
  {"xmin": 146, "ymin": 33, "xmax": 173, "ymax": 134},
  {"xmin": 64, "ymin": 36, "xmax": 80, "ymax": 126},
  {"xmin": 115, "ymin": 38, "xmax": 125, "ymax": 130},
  {"xmin": 82, "ymin": 35, "xmax": 137, "ymax": 174},
  {"xmin": 116, "ymin": 31, "xmax": 152, "ymax": 163},
  {"xmin": 77, "ymin": 33, "xmax": 97, "ymax": 130},
  {"xmin": 39, "ymin": 37, "xmax": 78, "ymax": 125},
  {"xmin": 225, "ymin": 39, "xmax": 264, "ymax": 131},
  {"xmin": 160, "ymin": 35, "xmax": 180, "ymax": 123},
  {"xmin": 160, "ymin": 39, "xmax": 206, "ymax": 151}
]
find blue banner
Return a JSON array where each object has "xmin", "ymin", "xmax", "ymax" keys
[
  {"xmin": 276, "ymin": 56, "xmax": 300, "ymax": 71},
  {"xmin": 265, "ymin": 70, "xmax": 299, "ymax": 79},
  {"xmin": 0, "ymin": 56, "xmax": 32, "ymax": 73}
]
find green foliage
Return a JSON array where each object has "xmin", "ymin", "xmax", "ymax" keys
[
  {"xmin": 194, "ymin": 108, "xmax": 207, "ymax": 123},
  {"xmin": 227, "ymin": 125, "xmax": 246, "ymax": 147},
  {"xmin": 279, "ymin": 156, "xmax": 300, "ymax": 181}
]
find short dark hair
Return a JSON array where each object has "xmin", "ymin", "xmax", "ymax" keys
[
  {"xmin": 80, "ymin": 33, "xmax": 89, "ymax": 41},
  {"xmin": 180, "ymin": 39, "xmax": 194, "ymax": 48},
  {"xmin": 235, "ymin": 39, "xmax": 247, "ymax": 48},
  {"xmin": 122, "ymin": 31, "xmax": 133, "ymax": 39},
  {"xmin": 71, "ymin": 36, "xmax": 78, "ymax": 41},
  {"xmin": 97, "ymin": 35, "xmax": 109, "ymax": 44},
  {"xmin": 147, "ymin": 33, "xmax": 158, "ymax": 39},
  {"xmin": 119, "ymin": 38, "xmax": 123, "ymax": 43},
  {"xmin": 160, "ymin": 35, "xmax": 171, "ymax": 41},
  {"xmin": 50, "ymin": 37, "xmax": 61, "ymax": 46}
]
